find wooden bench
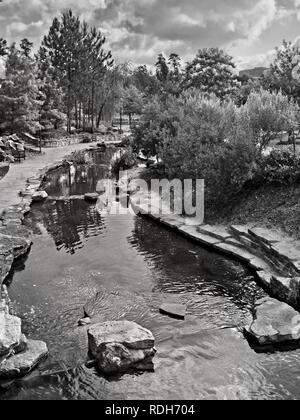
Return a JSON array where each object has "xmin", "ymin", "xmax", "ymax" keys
[{"xmin": 11, "ymin": 145, "xmax": 26, "ymax": 163}]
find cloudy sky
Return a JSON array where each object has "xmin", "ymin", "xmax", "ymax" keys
[{"xmin": 1, "ymin": 0, "xmax": 300, "ymax": 71}]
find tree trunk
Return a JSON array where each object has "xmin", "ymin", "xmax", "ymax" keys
[
  {"xmin": 91, "ymin": 79, "xmax": 95, "ymax": 133},
  {"xmin": 96, "ymin": 102, "xmax": 105, "ymax": 128}
]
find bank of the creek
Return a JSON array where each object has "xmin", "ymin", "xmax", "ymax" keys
[{"xmin": 1, "ymin": 146, "xmax": 300, "ymax": 400}]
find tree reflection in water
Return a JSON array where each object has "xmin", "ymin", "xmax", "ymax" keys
[{"xmin": 29, "ymin": 200, "xmax": 105, "ymax": 255}]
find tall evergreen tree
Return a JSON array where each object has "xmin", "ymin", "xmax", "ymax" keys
[
  {"xmin": 38, "ymin": 10, "xmax": 113, "ymax": 133},
  {"xmin": 184, "ymin": 48, "xmax": 239, "ymax": 99},
  {"xmin": 0, "ymin": 42, "xmax": 42, "ymax": 134}
]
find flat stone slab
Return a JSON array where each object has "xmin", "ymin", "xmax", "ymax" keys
[
  {"xmin": 160, "ymin": 303, "xmax": 186, "ymax": 320},
  {"xmin": 84, "ymin": 193, "xmax": 99, "ymax": 203},
  {"xmin": 197, "ymin": 225, "xmax": 232, "ymax": 241},
  {"xmin": 248, "ymin": 227, "xmax": 282, "ymax": 244},
  {"xmin": 0, "ymin": 224, "xmax": 31, "ymax": 240},
  {"xmin": 212, "ymin": 242, "xmax": 254, "ymax": 263},
  {"xmin": 271, "ymin": 241, "xmax": 300, "ymax": 262},
  {"xmin": 230, "ymin": 225, "xmax": 253, "ymax": 237},
  {"xmin": 178, "ymin": 226, "xmax": 221, "ymax": 245},
  {"xmin": 245, "ymin": 297, "xmax": 300, "ymax": 346},
  {"xmin": 0, "ymin": 339, "xmax": 48, "ymax": 379},
  {"xmin": 0, "ymin": 234, "xmax": 31, "ymax": 259},
  {"xmin": 88, "ymin": 321, "xmax": 155, "ymax": 356}
]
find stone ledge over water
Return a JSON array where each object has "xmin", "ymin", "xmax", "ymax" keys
[{"xmin": 245, "ymin": 297, "xmax": 300, "ymax": 347}]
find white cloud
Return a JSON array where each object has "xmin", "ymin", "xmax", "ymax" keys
[{"xmin": 0, "ymin": 0, "xmax": 298, "ymax": 67}]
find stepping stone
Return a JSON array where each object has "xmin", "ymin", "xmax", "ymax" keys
[
  {"xmin": 84, "ymin": 193, "xmax": 99, "ymax": 203},
  {"xmin": 244, "ymin": 297, "xmax": 300, "ymax": 346},
  {"xmin": 88, "ymin": 321, "xmax": 155, "ymax": 354},
  {"xmin": 0, "ymin": 339, "xmax": 48, "ymax": 379},
  {"xmin": 160, "ymin": 303, "xmax": 186, "ymax": 320}
]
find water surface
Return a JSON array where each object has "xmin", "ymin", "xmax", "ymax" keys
[{"xmin": 2, "ymin": 148, "xmax": 300, "ymax": 400}]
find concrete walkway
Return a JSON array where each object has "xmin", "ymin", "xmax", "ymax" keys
[{"xmin": 0, "ymin": 143, "xmax": 96, "ymax": 215}]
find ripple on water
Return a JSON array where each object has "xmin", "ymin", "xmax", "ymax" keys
[{"xmin": 3, "ymin": 148, "xmax": 299, "ymax": 400}]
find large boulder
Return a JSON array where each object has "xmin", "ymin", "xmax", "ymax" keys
[
  {"xmin": 0, "ymin": 339, "xmax": 48, "ymax": 379},
  {"xmin": 245, "ymin": 297, "xmax": 300, "ymax": 346},
  {"xmin": 88, "ymin": 321, "xmax": 156, "ymax": 375}
]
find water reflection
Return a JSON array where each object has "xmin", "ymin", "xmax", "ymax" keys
[
  {"xmin": 4, "ymin": 147, "xmax": 300, "ymax": 400},
  {"xmin": 30, "ymin": 200, "xmax": 105, "ymax": 255},
  {"xmin": 43, "ymin": 148, "xmax": 116, "ymax": 197},
  {"xmin": 128, "ymin": 216, "xmax": 265, "ymax": 311}
]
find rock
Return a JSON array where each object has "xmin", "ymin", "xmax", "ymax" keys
[
  {"xmin": 0, "ymin": 312, "xmax": 22, "ymax": 357},
  {"xmin": 78, "ymin": 317, "xmax": 91, "ymax": 327},
  {"xmin": 88, "ymin": 321, "xmax": 156, "ymax": 374},
  {"xmin": 0, "ymin": 339, "xmax": 48, "ymax": 379},
  {"xmin": 245, "ymin": 297, "xmax": 300, "ymax": 346},
  {"xmin": 88, "ymin": 321, "xmax": 155, "ymax": 354},
  {"xmin": 0, "ymin": 252, "xmax": 14, "ymax": 285},
  {"xmin": 84, "ymin": 193, "xmax": 99, "ymax": 203},
  {"xmin": 97, "ymin": 124, "xmax": 107, "ymax": 135},
  {"xmin": 96, "ymin": 342, "xmax": 156, "ymax": 375},
  {"xmin": 0, "ymin": 234, "xmax": 31, "ymax": 259},
  {"xmin": 160, "ymin": 303, "xmax": 186, "ymax": 320},
  {"xmin": 270, "ymin": 276, "xmax": 300, "ymax": 306},
  {"xmin": 32, "ymin": 191, "xmax": 48, "ymax": 203}
]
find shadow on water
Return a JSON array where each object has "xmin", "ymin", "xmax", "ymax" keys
[{"xmin": 3, "ymin": 147, "xmax": 300, "ymax": 400}]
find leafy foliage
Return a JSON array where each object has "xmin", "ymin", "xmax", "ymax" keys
[
  {"xmin": 0, "ymin": 42, "xmax": 42, "ymax": 134},
  {"xmin": 183, "ymin": 48, "xmax": 240, "ymax": 99},
  {"xmin": 254, "ymin": 149, "xmax": 300, "ymax": 185},
  {"xmin": 241, "ymin": 89, "xmax": 298, "ymax": 153}
]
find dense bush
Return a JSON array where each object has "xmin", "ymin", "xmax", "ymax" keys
[
  {"xmin": 158, "ymin": 93, "xmax": 256, "ymax": 203},
  {"xmin": 241, "ymin": 89, "xmax": 298, "ymax": 154},
  {"xmin": 134, "ymin": 88, "xmax": 300, "ymax": 205},
  {"xmin": 254, "ymin": 149, "xmax": 300, "ymax": 185},
  {"xmin": 111, "ymin": 148, "xmax": 138, "ymax": 175}
]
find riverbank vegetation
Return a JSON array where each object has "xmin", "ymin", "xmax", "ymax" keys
[{"xmin": 1, "ymin": 9, "xmax": 300, "ymax": 235}]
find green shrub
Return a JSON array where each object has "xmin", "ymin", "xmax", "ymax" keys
[
  {"xmin": 242, "ymin": 89, "xmax": 298, "ymax": 154},
  {"xmin": 254, "ymin": 149, "xmax": 300, "ymax": 185},
  {"xmin": 111, "ymin": 149, "xmax": 138, "ymax": 175}
]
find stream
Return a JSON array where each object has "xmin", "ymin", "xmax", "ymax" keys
[{"xmin": 2, "ymin": 147, "xmax": 300, "ymax": 400}]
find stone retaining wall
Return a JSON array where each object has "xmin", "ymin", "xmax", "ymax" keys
[{"xmin": 130, "ymin": 194, "xmax": 300, "ymax": 308}]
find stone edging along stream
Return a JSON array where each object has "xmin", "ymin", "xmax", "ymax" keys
[
  {"xmin": 0, "ymin": 158, "xmax": 70, "ymax": 380},
  {"xmin": 1, "ymin": 147, "xmax": 300, "ymax": 380},
  {"xmin": 130, "ymin": 194, "xmax": 300, "ymax": 348}
]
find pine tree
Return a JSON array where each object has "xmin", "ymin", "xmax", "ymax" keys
[
  {"xmin": 184, "ymin": 48, "xmax": 239, "ymax": 99},
  {"xmin": 38, "ymin": 10, "xmax": 113, "ymax": 133},
  {"xmin": 0, "ymin": 42, "xmax": 42, "ymax": 134}
]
